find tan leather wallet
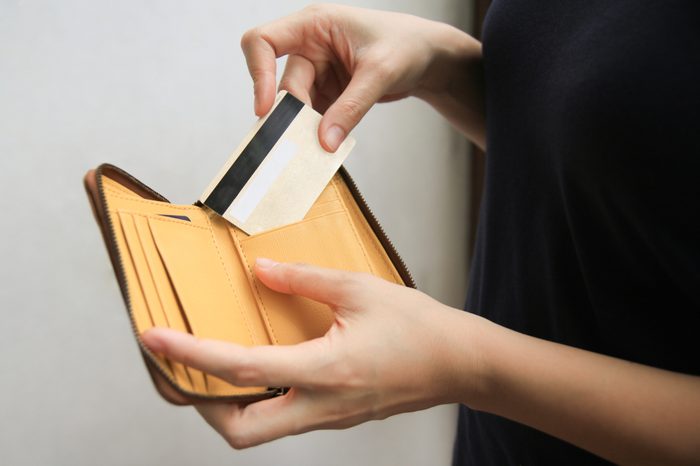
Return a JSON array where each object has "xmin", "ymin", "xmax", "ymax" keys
[{"xmin": 84, "ymin": 164, "xmax": 414, "ymax": 405}]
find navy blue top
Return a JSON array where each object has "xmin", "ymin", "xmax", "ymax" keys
[{"xmin": 454, "ymin": 1, "xmax": 700, "ymax": 464}]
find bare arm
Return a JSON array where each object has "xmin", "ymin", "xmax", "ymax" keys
[
  {"xmin": 447, "ymin": 313, "xmax": 700, "ymax": 465},
  {"xmin": 143, "ymin": 261, "xmax": 700, "ymax": 464}
]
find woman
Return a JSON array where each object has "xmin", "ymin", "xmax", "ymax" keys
[{"xmin": 143, "ymin": 3, "xmax": 700, "ymax": 464}]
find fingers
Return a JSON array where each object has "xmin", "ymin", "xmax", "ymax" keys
[
  {"xmin": 278, "ymin": 55, "xmax": 316, "ymax": 106},
  {"xmin": 195, "ymin": 391, "xmax": 314, "ymax": 449},
  {"xmin": 240, "ymin": 13, "xmax": 309, "ymax": 116},
  {"xmin": 240, "ymin": 32, "xmax": 277, "ymax": 116},
  {"xmin": 198, "ymin": 382, "xmax": 378, "ymax": 449},
  {"xmin": 318, "ymin": 61, "xmax": 394, "ymax": 152},
  {"xmin": 254, "ymin": 258, "xmax": 368, "ymax": 308},
  {"xmin": 241, "ymin": 6, "xmax": 397, "ymax": 151},
  {"xmin": 142, "ymin": 328, "xmax": 327, "ymax": 388}
]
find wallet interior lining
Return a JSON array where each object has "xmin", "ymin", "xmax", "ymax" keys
[
  {"xmin": 127, "ymin": 212, "xmax": 268, "ymax": 396},
  {"xmin": 146, "ymin": 214, "xmax": 257, "ymax": 346},
  {"xmin": 224, "ymin": 176, "xmax": 378, "ymax": 345},
  {"xmin": 234, "ymin": 210, "xmax": 372, "ymax": 345},
  {"xmin": 337, "ymin": 180, "xmax": 404, "ymax": 285},
  {"xmin": 100, "ymin": 170, "xmax": 406, "ymax": 399},
  {"xmin": 117, "ymin": 212, "xmax": 202, "ymax": 392},
  {"xmin": 102, "ymin": 181, "xmax": 267, "ymax": 396}
]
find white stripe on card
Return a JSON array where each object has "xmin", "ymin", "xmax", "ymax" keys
[{"xmin": 226, "ymin": 138, "xmax": 298, "ymax": 223}]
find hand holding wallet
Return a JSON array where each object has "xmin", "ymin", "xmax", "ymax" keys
[{"xmin": 84, "ymin": 164, "xmax": 414, "ymax": 405}]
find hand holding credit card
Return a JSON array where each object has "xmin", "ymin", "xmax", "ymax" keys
[{"xmin": 200, "ymin": 91, "xmax": 356, "ymax": 235}]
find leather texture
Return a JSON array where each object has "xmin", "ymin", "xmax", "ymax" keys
[{"xmin": 85, "ymin": 164, "xmax": 408, "ymax": 404}]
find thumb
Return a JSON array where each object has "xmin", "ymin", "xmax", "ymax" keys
[
  {"xmin": 318, "ymin": 64, "xmax": 391, "ymax": 152},
  {"xmin": 254, "ymin": 258, "xmax": 365, "ymax": 308}
]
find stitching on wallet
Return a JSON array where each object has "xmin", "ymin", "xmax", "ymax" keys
[
  {"xmin": 305, "ymin": 199, "xmax": 342, "ymax": 215},
  {"xmin": 129, "ymin": 213, "xmax": 207, "ymax": 393},
  {"xmin": 126, "ymin": 214, "xmax": 196, "ymax": 389},
  {"xmin": 135, "ymin": 212, "xmax": 257, "ymax": 347},
  {"xmin": 225, "ymin": 225, "xmax": 279, "ymax": 345},
  {"xmin": 336, "ymin": 179, "xmax": 402, "ymax": 283},
  {"xmin": 203, "ymin": 215, "xmax": 257, "ymax": 347},
  {"xmin": 331, "ymin": 180, "xmax": 375, "ymax": 275},
  {"xmin": 103, "ymin": 180, "xmax": 140, "ymax": 196},
  {"xmin": 235, "ymin": 240, "xmax": 279, "ymax": 345},
  {"xmin": 124, "ymin": 212, "xmax": 210, "ymax": 230},
  {"xmin": 235, "ymin": 194, "xmax": 369, "ymax": 347},
  {"xmin": 237, "ymin": 209, "xmax": 346, "ymax": 244},
  {"xmin": 105, "ymin": 187, "xmax": 200, "ymax": 212}
]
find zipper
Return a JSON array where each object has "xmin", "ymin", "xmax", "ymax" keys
[
  {"xmin": 92, "ymin": 163, "xmax": 415, "ymax": 403},
  {"xmin": 339, "ymin": 167, "xmax": 416, "ymax": 289}
]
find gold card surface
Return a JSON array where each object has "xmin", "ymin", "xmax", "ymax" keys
[{"xmin": 200, "ymin": 91, "xmax": 355, "ymax": 235}]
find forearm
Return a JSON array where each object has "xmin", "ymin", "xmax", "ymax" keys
[
  {"xmin": 413, "ymin": 24, "xmax": 486, "ymax": 150},
  {"xmin": 441, "ymin": 310, "xmax": 700, "ymax": 465}
]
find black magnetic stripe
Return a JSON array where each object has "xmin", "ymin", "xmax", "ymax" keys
[{"xmin": 204, "ymin": 92, "xmax": 304, "ymax": 215}]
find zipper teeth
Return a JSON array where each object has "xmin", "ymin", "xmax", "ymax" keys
[
  {"xmin": 95, "ymin": 166, "xmax": 171, "ymax": 385},
  {"xmin": 95, "ymin": 164, "xmax": 277, "ymax": 402},
  {"xmin": 340, "ymin": 168, "xmax": 416, "ymax": 289}
]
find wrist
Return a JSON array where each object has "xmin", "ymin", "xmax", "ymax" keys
[
  {"xmin": 412, "ymin": 23, "xmax": 486, "ymax": 148},
  {"xmin": 428, "ymin": 305, "xmax": 495, "ymax": 409},
  {"xmin": 414, "ymin": 23, "xmax": 482, "ymax": 102}
]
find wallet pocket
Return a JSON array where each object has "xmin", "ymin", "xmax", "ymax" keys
[
  {"xmin": 237, "ymin": 210, "xmax": 374, "ymax": 345},
  {"xmin": 117, "ymin": 209, "xmax": 264, "ymax": 396},
  {"xmin": 146, "ymin": 214, "xmax": 264, "ymax": 396},
  {"xmin": 303, "ymin": 199, "xmax": 343, "ymax": 219},
  {"xmin": 145, "ymin": 215, "xmax": 255, "ymax": 345},
  {"xmin": 117, "ymin": 212, "xmax": 207, "ymax": 393}
]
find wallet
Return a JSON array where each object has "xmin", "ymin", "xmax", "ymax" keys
[{"xmin": 84, "ymin": 164, "xmax": 414, "ymax": 405}]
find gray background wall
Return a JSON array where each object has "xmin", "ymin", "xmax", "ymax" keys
[{"xmin": 0, "ymin": 1, "xmax": 473, "ymax": 465}]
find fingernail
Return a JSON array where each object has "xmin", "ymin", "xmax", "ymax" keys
[
  {"xmin": 324, "ymin": 125, "xmax": 345, "ymax": 153},
  {"xmin": 256, "ymin": 257, "xmax": 278, "ymax": 269}
]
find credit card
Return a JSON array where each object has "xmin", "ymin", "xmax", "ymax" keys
[{"xmin": 200, "ymin": 91, "xmax": 355, "ymax": 235}]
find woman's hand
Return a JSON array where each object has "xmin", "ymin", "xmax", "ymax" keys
[
  {"xmin": 241, "ymin": 4, "xmax": 485, "ymax": 151},
  {"xmin": 142, "ymin": 259, "xmax": 486, "ymax": 449},
  {"xmin": 142, "ymin": 259, "xmax": 700, "ymax": 462}
]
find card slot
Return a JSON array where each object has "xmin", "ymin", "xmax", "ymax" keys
[
  {"xmin": 132, "ymin": 214, "xmax": 207, "ymax": 393},
  {"xmin": 118, "ymin": 212, "xmax": 195, "ymax": 392},
  {"xmin": 303, "ymin": 199, "xmax": 343, "ymax": 219},
  {"xmin": 207, "ymin": 214, "xmax": 270, "ymax": 345},
  {"xmin": 118, "ymin": 212, "xmax": 170, "ymax": 329},
  {"xmin": 116, "ymin": 212, "xmax": 183, "ymax": 389},
  {"xmin": 312, "ymin": 178, "xmax": 340, "ymax": 205},
  {"xmin": 238, "ymin": 210, "xmax": 373, "ymax": 345},
  {"xmin": 228, "ymin": 186, "xmax": 343, "ymax": 245},
  {"xmin": 307, "ymin": 198, "xmax": 340, "ymax": 208},
  {"xmin": 114, "ymin": 213, "xmax": 156, "ymax": 333},
  {"xmin": 108, "ymin": 209, "xmax": 178, "ymax": 387},
  {"xmin": 238, "ymin": 207, "xmax": 345, "ymax": 244},
  {"xmin": 146, "ymin": 214, "xmax": 265, "ymax": 396},
  {"xmin": 146, "ymin": 215, "xmax": 254, "ymax": 343},
  {"xmin": 104, "ymin": 187, "xmax": 203, "ymax": 216},
  {"xmin": 306, "ymin": 198, "xmax": 339, "ymax": 209}
]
